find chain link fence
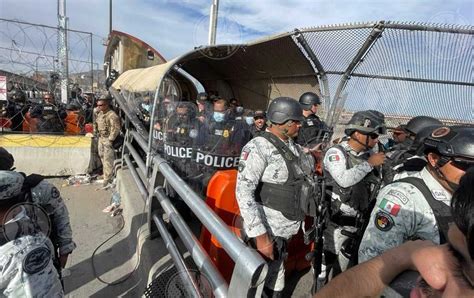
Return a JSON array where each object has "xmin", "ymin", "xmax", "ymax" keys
[{"xmin": 294, "ymin": 21, "xmax": 473, "ymax": 140}]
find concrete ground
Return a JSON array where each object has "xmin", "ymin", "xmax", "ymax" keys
[{"xmin": 50, "ymin": 174, "xmax": 313, "ymax": 297}]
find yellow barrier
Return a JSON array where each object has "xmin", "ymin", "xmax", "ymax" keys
[{"xmin": 0, "ymin": 134, "xmax": 91, "ymax": 148}]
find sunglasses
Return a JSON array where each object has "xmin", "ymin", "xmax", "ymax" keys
[
  {"xmin": 451, "ymin": 160, "xmax": 473, "ymax": 171},
  {"xmin": 365, "ymin": 133, "xmax": 379, "ymax": 139}
]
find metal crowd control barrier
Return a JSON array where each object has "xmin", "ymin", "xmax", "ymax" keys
[{"xmin": 114, "ymin": 89, "xmax": 267, "ymax": 297}]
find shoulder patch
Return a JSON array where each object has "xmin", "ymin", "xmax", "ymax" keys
[
  {"xmin": 51, "ymin": 187, "xmax": 60, "ymax": 199},
  {"xmin": 379, "ymin": 198, "xmax": 401, "ymax": 216},
  {"xmin": 374, "ymin": 211, "xmax": 394, "ymax": 232},
  {"xmin": 238, "ymin": 163, "xmax": 245, "ymax": 173},
  {"xmin": 387, "ymin": 189, "xmax": 409, "ymax": 205},
  {"xmin": 23, "ymin": 247, "xmax": 51, "ymax": 274},
  {"xmin": 328, "ymin": 154, "xmax": 341, "ymax": 162}
]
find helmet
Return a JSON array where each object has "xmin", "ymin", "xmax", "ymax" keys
[
  {"xmin": 409, "ymin": 124, "xmax": 443, "ymax": 155},
  {"xmin": 405, "ymin": 116, "xmax": 442, "ymax": 136},
  {"xmin": 0, "ymin": 170, "xmax": 24, "ymax": 201},
  {"xmin": 423, "ymin": 126, "xmax": 474, "ymax": 162},
  {"xmin": 196, "ymin": 92, "xmax": 208, "ymax": 102},
  {"xmin": 299, "ymin": 92, "xmax": 321, "ymax": 110},
  {"xmin": 0, "ymin": 147, "xmax": 14, "ymax": 170},
  {"xmin": 267, "ymin": 97, "xmax": 303, "ymax": 124},
  {"xmin": 345, "ymin": 110, "xmax": 386, "ymax": 135}
]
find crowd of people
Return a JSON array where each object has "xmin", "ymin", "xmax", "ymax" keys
[
  {"xmin": 0, "ymin": 86, "xmax": 96, "ymax": 134},
  {"xmin": 0, "ymin": 87, "xmax": 472, "ymax": 297}
]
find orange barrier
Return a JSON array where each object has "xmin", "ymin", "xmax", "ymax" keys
[
  {"xmin": 200, "ymin": 169, "xmax": 313, "ymax": 282},
  {"xmin": 64, "ymin": 110, "xmax": 84, "ymax": 135},
  {"xmin": 22, "ymin": 112, "xmax": 38, "ymax": 133}
]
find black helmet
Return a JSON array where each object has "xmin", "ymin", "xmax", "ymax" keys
[
  {"xmin": 196, "ymin": 92, "xmax": 208, "ymax": 102},
  {"xmin": 424, "ymin": 126, "xmax": 474, "ymax": 167},
  {"xmin": 299, "ymin": 92, "xmax": 321, "ymax": 110},
  {"xmin": 405, "ymin": 116, "xmax": 443, "ymax": 136},
  {"xmin": 345, "ymin": 110, "xmax": 386, "ymax": 135},
  {"xmin": 267, "ymin": 97, "xmax": 303, "ymax": 124},
  {"xmin": 0, "ymin": 147, "xmax": 14, "ymax": 170},
  {"xmin": 409, "ymin": 124, "xmax": 443, "ymax": 155}
]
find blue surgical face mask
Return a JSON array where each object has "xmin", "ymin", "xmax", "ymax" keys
[
  {"xmin": 213, "ymin": 111, "xmax": 225, "ymax": 122},
  {"xmin": 141, "ymin": 103, "xmax": 151, "ymax": 112},
  {"xmin": 245, "ymin": 116, "xmax": 254, "ymax": 125}
]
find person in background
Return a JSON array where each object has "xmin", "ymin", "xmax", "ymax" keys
[
  {"xmin": 250, "ymin": 110, "xmax": 267, "ymax": 138},
  {"xmin": 30, "ymin": 93, "xmax": 67, "ymax": 133},
  {"xmin": 94, "ymin": 95, "xmax": 121, "ymax": 187}
]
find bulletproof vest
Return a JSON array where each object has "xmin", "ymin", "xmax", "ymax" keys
[
  {"xmin": 204, "ymin": 121, "xmax": 237, "ymax": 155},
  {"xmin": 325, "ymin": 145, "xmax": 377, "ymax": 212},
  {"xmin": 42, "ymin": 104, "xmax": 58, "ymax": 120},
  {"xmin": 96, "ymin": 110, "xmax": 118, "ymax": 137},
  {"xmin": 296, "ymin": 114, "xmax": 326, "ymax": 146},
  {"xmin": 382, "ymin": 149, "xmax": 427, "ymax": 184},
  {"xmin": 256, "ymin": 132, "xmax": 315, "ymax": 221}
]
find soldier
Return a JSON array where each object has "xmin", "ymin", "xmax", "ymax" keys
[
  {"xmin": 236, "ymin": 97, "xmax": 316, "ymax": 296},
  {"xmin": 250, "ymin": 110, "xmax": 267, "ymax": 138},
  {"xmin": 94, "ymin": 95, "xmax": 121, "ymax": 187},
  {"xmin": 383, "ymin": 116, "xmax": 443, "ymax": 183},
  {"xmin": 0, "ymin": 171, "xmax": 64, "ymax": 297},
  {"xmin": 0, "ymin": 147, "xmax": 76, "ymax": 272},
  {"xmin": 296, "ymin": 92, "xmax": 327, "ymax": 147},
  {"xmin": 359, "ymin": 125, "xmax": 474, "ymax": 263},
  {"xmin": 30, "ymin": 93, "xmax": 67, "ymax": 133},
  {"xmin": 321, "ymin": 110, "xmax": 386, "ymax": 281}
]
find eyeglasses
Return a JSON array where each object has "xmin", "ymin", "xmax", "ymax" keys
[{"xmin": 451, "ymin": 160, "xmax": 473, "ymax": 171}]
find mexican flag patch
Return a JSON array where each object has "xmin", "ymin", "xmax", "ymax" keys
[
  {"xmin": 328, "ymin": 154, "xmax": 340, "ymax": 162},
  {"xmin": 379, "ymin": 199, "xmax": 401, "ymax": 216}
]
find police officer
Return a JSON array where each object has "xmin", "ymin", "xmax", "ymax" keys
[
  {"xmin": 0, "ymin": 147, "xmax": 76, "ymax": 271},
  {"xmin": 296, "ymin": 92, "xmax": 327, "ymax": 147},
  {"xmin": 94, "ymin": 95, "xmax": 121, "ymax": 187},
  {"xmin": 163, "ymin": 102, "xmax": 204, "ymax": 178},
  {"xmin": 0, "ymin": 171, "xmax": 64, "ymax": 297},
  {"xmin": 236, "ymin": 97, "xmax": 316, "ymax": 296},
  {"xmin": 321, "ymin": 110, "xmax": 386, "ymax": 280},
  {"xmin": 250, "ymin": 110, "xmax": 267, "ymax": 138},
  {"xmin": 30, "ymin": 93, "xmax": 67, "ymax": 133},
  {"xmin": 359, "ymin": 125, "xmax": 474, "ymax": 263}
]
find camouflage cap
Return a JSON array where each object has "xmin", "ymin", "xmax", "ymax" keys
[{"xmin": 0, "ymin": 170, "xmax": 24, "ymax": 201}]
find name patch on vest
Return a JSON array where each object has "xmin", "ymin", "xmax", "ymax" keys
[{"xmin": 195, "ymin": 151, "xmax": 239, "ymax": 169}]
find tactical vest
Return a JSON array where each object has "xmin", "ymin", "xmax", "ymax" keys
[
  {"xmin": 256, "ymin": 132, "xmax": 317, "ymax": 221},
  {"xmin": 325, "ymin": 145, "xmax": 378, "ymax": 213}
]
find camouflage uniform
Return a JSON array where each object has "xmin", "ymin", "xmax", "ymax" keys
[
  {"xmin": 358, "ymin": 167, "xmax": 450, "ymax": 262},
  {"xmin": 322, "ymin": 141, "xmax": 375, "ymax": 275},
  {"xmin": 236, "ymin": 135, "xmax": 307, "ymax": 291},
  {"xmin": 30, "ymin": 180, "xmax": 76, "ymax": 256},
  {"xmin": 94, "ymin": 109, "xmax": 121, "ymax": 183},
  {"xmin": 0, "ymin": 214, "xmax": 63, "ymax": 297}
]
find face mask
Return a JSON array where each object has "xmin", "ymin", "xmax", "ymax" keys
[
  {"xmin": 166, "ymin": 105, "xmax": 174, "ymax": 114},
  {"xmin": 213, "ymin": 111, "xmax": 225, "ymax": 123},
  {"xmin": 245, "ymin": 117, "xmax": 254, "ymax": 125},
  {"xmin": 236, "ymin": 106, "xmax": 244, "ymax": 114},
  {"xmin": 141, "ymin": 103, "xmax": 151, "ymax": 112}
]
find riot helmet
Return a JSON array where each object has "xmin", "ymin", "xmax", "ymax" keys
[
  {"xmin": 345, "ymin": 110, "xmax": 386, "ymax": 136},
  {"xmin": 196, "ymin": 92, "xmax": 208, "ymax": 103},
  {"xmin": 405, "ymin": 116, "xmax": 443, "ymax": 136},
  {"xmin": 424, "ymin": 126, "xmax": 474, "ymax": 166},
  {"xmin": 0, "ymin": 147, "xmax": 14, "ymax": 170},
  {"xmin": 299, "ymin": 92, "xmax": 321, "ymax": 110},
  {"xmin": 409, "ymin": 124, "xmax": 443, "ymax": 156},
  {"xmin": 267, "ymin": 97, "xmax": 303, "ymax": 124}
]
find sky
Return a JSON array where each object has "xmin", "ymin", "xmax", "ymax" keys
[{"xmin": 1, "ymin": 0, "xmax": 472, "ymax": 64}]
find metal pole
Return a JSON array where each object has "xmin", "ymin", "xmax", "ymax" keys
[
  {"xmin": 208, "ymin": 0, "xmax": 219, "ymax": 45},
  {"xmin": 90, "ymin": 33, "xmax": 94, "ymax": 92},
  {"xmin": 58, "ymin": 0, "xmax": 68, "ymax": 103},
  {"xmin": 109, "ymin": 0, "xmax": 112, "ymax": 35}
]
